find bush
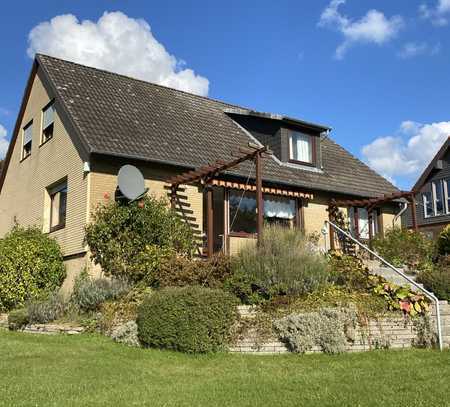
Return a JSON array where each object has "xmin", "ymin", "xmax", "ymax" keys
[
  {"xmin": 8, "ymin": 308, "xmax": 29, "ymax": 331},
  {"xmin": 417, "ymin": 256, "xmax": 450, "ymax": 301},
  {"xmin": 0, "ymin": 226, "xmax": 66, "ymax": 311},
  {"xmin": 71, "ymin": 272, "xmax": 130, "ymax": 312},
  {"xmin": 226, "ymin": 226, "xmax": 329, "ymax": 304},
  {"xmin": 85, "ymin": 195, "xmax": 196, "ymax": 283},
  {"xmin": 137, "ymin": 286, "xmax": 238, "ymax": 353},
  {"xmin": 153, "ymin": 253, "xmax": 232, "ymax": 288},
  {"xmin": 372, "ymin": 227, "xmax": 433, "ymax": 272},
  {"xmin": 328, "ymin": 252, "xmax": 372, "ymax": 291},
  {"xmin": 27, "ymin": 291, "xmax": 66, "ymax": 324},
  {"xmin": 110, "ymin": 321, "xmax": 140, "ymax": 347},
  {"xmin": 437, "ymin": 225, "xmax": 450, "ymax": 256},
  {"xmin": 274, "ymin": 308, "xmax": 358, "ymax": 354}
]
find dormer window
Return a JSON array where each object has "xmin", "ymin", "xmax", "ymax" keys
[
  {"xmin": 289, "ymin": 131, "xmax": 314, "ymax": 165},
  {"xmin": 22, "ymin": 121, "xmax": 33, "ymax": 160},
  {"xmin": 42, "ymin": 100, "xmax": 55, "ymax": 143}
]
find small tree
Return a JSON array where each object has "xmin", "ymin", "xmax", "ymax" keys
[
  {"xmin": 0, "ymin": 226, "xmax": 66, "ymax": 311},
  {"xmin": 85, "ymin": 195, "xmax": 196, "ymax": 283}
]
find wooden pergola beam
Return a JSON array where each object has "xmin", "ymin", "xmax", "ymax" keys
[{"xmin": 334, "ymin": 191, "xmax": 414, "ymax": 208}]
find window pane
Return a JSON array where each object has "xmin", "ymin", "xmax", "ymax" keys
[
  {"xmin": 290, "ymin": 132, "xmax": 312, "ymax": 163},
  {"xmin": 446, "ymin": 180, "xmax": 450, "ymax": 214},
  {"xmin": 434, "ymin": 181, "xmax": 444, "ymax": 215},
  {"xmin": 24, "ymin": 123, "xmax": 33, "ymax": 144},
  {"xmin": 423, "ymin": 192, "xmax": 433, "ymax": 218},
  {"xmin": 229, "ymin": 191, "xmax": 297, "ymax": 234},
  {"xmin": 43, "ymin": 103, "xmax": 55, "ymax": 129},
  {"xmin": 229, "ymin": 191, "xmax": 256, "ymax": 234},
  {"xmin": 50, "ymin": 183, "xmax": 67, "ymax": 229},
  {"xmin": 358, "ymin": 208, "xmax": 369, "ymax": 239}
]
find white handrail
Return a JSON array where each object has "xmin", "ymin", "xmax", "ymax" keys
[{"xmin": 324, "ymin": 219, "xmax": 443, "ymax": 351}]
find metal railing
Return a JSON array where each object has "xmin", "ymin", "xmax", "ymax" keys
[{"xmin": 324, "ymin": 219, "xmax": 443, "ymax": 351}]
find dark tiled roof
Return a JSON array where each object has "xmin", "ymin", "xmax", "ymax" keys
[{"xmin": 37, "ymin": 54, "xmax": 398, "ymax": 198}]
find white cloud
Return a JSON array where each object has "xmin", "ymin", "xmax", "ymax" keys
[
  {"xmin": 27, "ymin": 12, "xmax": 209, "ymax": 96},
  {"xmin": 398, "ymin": 41, "xmax": 441, "ymax": 58},
  {"xmin": 0, "ymin": 124, "xmax": 9, "ymax": 159},
  {"xmin": 318, "ymin": 0, "xmax": 404, "ymax": 59},
  {"xmin": 420, "ymin": 0, "xmax": 450, "ymax": 26},
  {"xmin": 362, "ymin": 121, "xmax": 450, "ymax": 185}
]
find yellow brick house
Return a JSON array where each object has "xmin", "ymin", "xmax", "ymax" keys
[{"xmin": 0, "ymin": 55, "xmax": 401, "ymax": 291}]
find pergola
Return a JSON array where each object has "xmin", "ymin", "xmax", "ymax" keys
[
  {"xmin": 168, "ymin": 144, "xmax": 270, "ymax": 257},
  {"xmin": 332, "ymin": 190, "xmax": 417, "ymax": 245}
]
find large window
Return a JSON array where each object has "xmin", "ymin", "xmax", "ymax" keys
[
  {"xmin": 42, "ymin": 101, "xmax": 55, "ymax": 143},
  {"xmin": 22, "ymin": 121, "xmax": 33, "ymax": 159},
  {"xmin": 48, "ymin": 181, "xmax": 67, "ymax": 232},
  {"xmin": 289, "ymin": 131, "xmax": 313, "ymax": 164},
  {"xmin": 433, "ymin": 181, "xmax": 445, "ymax": 216},
  {"xmin": 423, "ymin": 179, "xmax": 450, "ymax": 218},
  {"xmin": 228, "ymin": 190, "xmax": 296, "ymax": 235}
]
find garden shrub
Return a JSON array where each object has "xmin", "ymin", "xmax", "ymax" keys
[
  {"xmin": 372, "ymin": 227, "xmax": 433, "ymax": 272},
  {"xmin": 328, "ymin": 252, "xmax": 372, "ymax": 291},
  {"xmin": 137, "ymin": 286, "xmax": 238, "ymax": 353},
  {"xmin": 71, "ymin": 272, "xmax": 130, "ymax": 312},
  {"xmin": 417, "ymin": 256, "xmax": 450, "ymax": 301},
  {"xmin": 110, "ymin": 321, "xmax": 140, "ymax": 347},
  {"xmin": 274, "ymin": 308, "xmax": 358, "ymax": 354},
  {"xmin": 27, "ymin": 291, "xmax": 66, "ymax": 324},
  {"xmin": 85, "ymin": 195, "xmax": 196, "ymax": 282},
  {"xmin": 227, "ymin": 226, "xmax": 330, "ymax": 304},
  {"xmin": 0, "ymin": 226, "xmax": 66, "ymax": 311},
  {"xmin": 153, "ymin": 253, "xmax": 232, "ymax": 289},
  {"xmin": 437, "ymin": 225, "xmax": 450, "ymax": 256},
  {"xmin": 8, "ymin": 308, "xmax": 29, "ymax": 331}
]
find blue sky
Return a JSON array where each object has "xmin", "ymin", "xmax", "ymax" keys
[{"xmin": 1, "ymin": 0, "xmax": 450, "ymax": 190}]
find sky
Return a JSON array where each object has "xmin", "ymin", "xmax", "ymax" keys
[{"xmin": 1, "ymin": 0, "xmax": 450, "ymax": 190}]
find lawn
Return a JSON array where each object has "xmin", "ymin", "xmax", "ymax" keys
[{"xmin": 1, "ymin": 330, "xmax": 449, "ymax": 407}]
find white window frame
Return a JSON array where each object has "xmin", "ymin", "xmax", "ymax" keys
[
  {"xmin": 423, "ymin": 192, "xmax": 432, "ymax": 218},
  {"xmin": 432, "ymin": 180, "xmax": 445, "ymax": 217},
  {"xmin": 444, "ymin": 179, "xmax": 450, "ymax": 214},
  {"xmin": 288, "ymin": 131, "xmax": 313, "ymax": 164}
]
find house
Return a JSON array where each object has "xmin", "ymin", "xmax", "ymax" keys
[
  {"xmin": 404, "ymin": 137, "xmax": 450, "ymax": 238},
  {"xmin": 0, "ymin": 54, "xmax": 401, "ymax": 291}
]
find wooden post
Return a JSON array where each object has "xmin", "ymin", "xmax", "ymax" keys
[
  {"xmin": 207, "ymin": 186, "xmax": 214, "ymax": 257},
  {"xmin": 410, "ymin": 195, "xmax": 418, "ymax": 231},
  {"xmin": 170, "ymin": 186, "xmax": 177, "ymax": 210},
  {"xmin": 256, "ymin": 151, "xmax": 264, "ymax": 245},
  {"xmin": 354, "ymin": 207, "xmax": 359, "ymax": 238},
  {"xmin": 368, "ymin": 209, "xmax": 373, "ymax": 243}
]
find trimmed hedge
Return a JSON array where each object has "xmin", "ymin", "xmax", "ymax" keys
[
  {"xmin": 137, "ymin": 286, "xmax": 238, "ymax": 353},
  {"xmin": 0, "ymin": 226, "xmax": 66, "ymax": 311}
]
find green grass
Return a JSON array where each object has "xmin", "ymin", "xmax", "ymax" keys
[{"xmin": 1, "ymin": 330, "xmax": 449, "ymax": 407}]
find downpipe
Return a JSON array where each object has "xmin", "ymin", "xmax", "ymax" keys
[{"xmin": 324, "ymin": 220, "xmax": 443, "ymax": 351}]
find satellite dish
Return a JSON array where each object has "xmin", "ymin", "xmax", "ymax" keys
[{"xmin": 117, "ymin": 165, "xmax": 148, "ymax": 201}]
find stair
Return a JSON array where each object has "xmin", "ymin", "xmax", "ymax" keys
[{"xmin": 365, "ymin": 260, "xmax": 424, "ymax": 290}]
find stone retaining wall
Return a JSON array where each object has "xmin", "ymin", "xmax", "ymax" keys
[{"xmin": 230, "ymin": 305, "xmax": 449, "ymax": 354}]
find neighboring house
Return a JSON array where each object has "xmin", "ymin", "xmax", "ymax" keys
[
  {"xmin": 0, "ymin": 54, "xmax": 401, "ymax": 291},
  {"xmin": 404, "ymin": 137, "xmax": 450, "ymax": 238}
]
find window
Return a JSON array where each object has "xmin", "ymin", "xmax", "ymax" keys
[
  {"xmin": 22, "ymin": 121, "xmax": 33, "ymax": 159},
  {"xmin": 228, "ymin": 190, "xmax": 296, "ymax": 235},
  {"xmin": 445, "ymin": 180, "xmax": 450, "ymax": 214},
  {"xmin": 423, "ymin": 191, "xmax": 433, "ymax": 218},
  {"xmin": 433, "ymin": 181, "xmax": 445, "ymax": 216},
  {"xmin": 49, "ymin": 181, "xmax": 67, "ymax": 232},
  {"xmin": 42, "ymin": 101, "xmax": 55, "ymax": 143},
  {"xmin": 289, "ymin": 131, "xmax": 313, "ymax": 164},
  {"xmin": 348, "ymin": 207, "xmax": 379, "ymax": 239}
]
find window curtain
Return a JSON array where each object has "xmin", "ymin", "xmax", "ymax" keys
[
  {"xmin": 358, "ymin": 208, "xmax": 369, "ymax": 239},
  {"xmin": 264, "ymin": 196, "xmax": 296, "ymax": 219},
  {"xmin": 43, "ymin": 104, "xmax": 55, "ymax": 130},
  {"xmin": 290, "ymin": 132, "xmax": 312, "ymax": 163}
]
